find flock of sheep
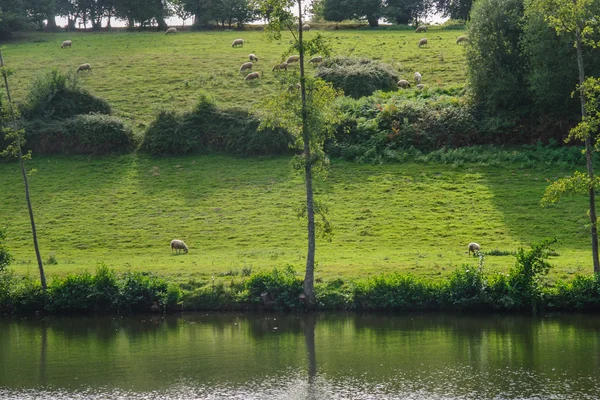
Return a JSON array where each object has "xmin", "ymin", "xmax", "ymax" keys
[
  {"xmin": 395, "ymin": 25, "xmax": 470, "ymax": 90},
  {"xmin": 60, "ymin": 27, "xmax": 478, "ymax": 257}
]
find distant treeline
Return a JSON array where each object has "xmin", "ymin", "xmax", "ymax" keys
[{"xmin": 0, "ymin": 0, "xmax": 474, "ymax": 38}]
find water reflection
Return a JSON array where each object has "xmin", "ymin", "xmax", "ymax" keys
[{"xmin": 0, "ymin": 313, "xmax": 599, "ymax": 399}]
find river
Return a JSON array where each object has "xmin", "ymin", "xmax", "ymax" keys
[{"xmin": 1, "ymin": 313, "xmax": 598, "ymax": 399}]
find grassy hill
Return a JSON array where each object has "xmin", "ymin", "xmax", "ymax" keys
[
  {"xmin": 1, "ymin": 153, "xmax": 593, "ymax": 284},
  {"xmin": 2, "ymin": 28, "xmax": 468, "ymax": 128}
]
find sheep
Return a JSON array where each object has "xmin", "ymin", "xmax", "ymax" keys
[
  {"xmin": 309, "ymin": 56, "xmax": 323, "ymax": 64},
  {"xmin": 272, "ymin": 62, "xmax": 288, "ymax": 72},
  {"xmin": 302, "ymin": 24, "xmax": 310, "ymax": 31},
  {"xmin": 171, "ymin": 239, "xmax": 189, "ymax": 254},
  {"xmin": 414, "ymin": 71, "xmax": 422, "ymax": 84},
  {"xmin": 77, "ymin": 63, "xmax": 92, "ymax": 73},
  {"xmin": 232, "ymin": 38, "xmax": 244, "ymax": 47},
  {"xmin": 61, "ymin": 40, "xmax": 72, "ymax": 49},
  {"xmin": 456, "ymin": 35, "xmax": 470, "ymax": 45},
  {"xmin": 245, "ymin": 71, "xmax": 260, "ymax": 80},
  {"xmin": 468, "ymin": 242, "xmax": 481, "ymax": 256},
  {"xmin": 286, "ymin": 55, "xmax": 300, "ymax": 64},
  {"xmin": 415, "ymin": 25, "xmax": 427, "ymax": 33},
  {"xmin": 249, "ymin": 53, "xmax": 258, "ymax": 62},
  {"xmin": 418, "ymin": 38, "xmax": 428, "ymax": 48},
  {"xmin": 165, "ymin": 27, "xmax": 177, "ymax": 35},
  {"xmin": 416, "ymin": 83, "xmax": 425, "ymax": 90},
  {"xmin": 397, "ymin": 79, "xmax": 410, "ymax": 89},
  {"xmin": 240, "ymin": 61, "xmax": 253, "ymax": 73}
]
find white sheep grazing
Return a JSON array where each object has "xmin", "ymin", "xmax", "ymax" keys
[
  {"xmin": 232, "ymin": 38, "xmax": 244, "ymax": 47},
  {"xmin": 286, "ymin": 55, "xmax": 300, "ymax": 64},
  {"xmin": 171, "ymin": 239, "xmax": 189, "ymax": 254},
  {"xmin": 456, "ymin": 35, "xmax": 470, "ymax": 45},
  {"xmin": 245, "ymin": 71, "xmax": 260, "ymax": 80},
  {"xmin": 165, "ymin": 27, "xmax": 177, "ymax": 35},
  {"xmin": 309, "ymin": 56, "xmax": 323, "ymax": 64},
  {"xmin": 302, "ymin": 24, "xmax": 310, "ymax": 31},
  {"xmin": 415, "ymin": 25, "xmax": 427, "ymax": 33},
  {"xmin": 272, "ymin": 62, "xmax": 288, "ymax": 72},
  {"xmin": 240, "ymin": 61, "xmax": 253, "ymax": 73},
  {"xmin": 77, "ymin": 63, "xmax": 92, "ymax": 73},
  {"xmin": 249, "ymin": 53, "xmax": 258, "ymax": 62},
  {"xmin": 61, "ymin": 40, "xmax": 72, "ymax": 49},
  {"xmin": 468, "ymin": 242, "xmax": 481, "ymax": 256},
  {"xmin": 414, "ymin": 71, "xmax": 422, "ymax": 84},
  {"xmin": 416, "ymin": 83, "xmax": 425, "ymax": 90},
  {"xmin": 397, "ymin": 79, "xmax": 410, "ymax": 89},
  {"xmin": 418, "ymin": 38, "xmax": 428, "ymax": 48}
]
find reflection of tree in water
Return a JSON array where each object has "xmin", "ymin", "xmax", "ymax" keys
[{"xmin": 303, "ymin": 313, "xmax": 317, "ymax": 400}]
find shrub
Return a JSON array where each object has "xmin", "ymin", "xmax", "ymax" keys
[
  {"xmin": 11, "ymin": 276, "xmax": 47, "ymax": 314},
  {"xmin": 353, "ymin": 274, "xmax": 438, "ymax": 310},
  {"xmin": 549, "ymin": 274, "xmax": 600, "ymax": 311},
  {"xmin": 244, "ymin": 265, "xmax": 303, "ymax": 311},
  {"xmin": 441, "ymin": 265, "xmax": 488, "ymax": 310},
  {"xmin": 315, "ymin": 278, "xmax": 354, "ymax": 309},
  {"xmin": 24, "ymin": 113, "xmax": 135, "ymax": 155},
  {"xmin": 315, "ymin": 57, "xmax": 399, "ymax": 99},
  {"xmin": 118, "ymin": 272, "xmax": 171, "ymax": 313},
  {"xmin": 0, "ymin": 270, "xmax": 16, "ymax": 313},
  {"xmin": 140, "ymin": 94, "xmax": 293, "ymax": 156},
  {"xmin": 21, "ymin": 69, "xmax": 111, "ymax": 120}
]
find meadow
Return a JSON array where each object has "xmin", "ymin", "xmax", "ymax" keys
[
  {"xmin": 2, "ymin": 27, "xmax": 467, "ymax": 128},
  {"xmin": 0, "ymin": 153, "xmax": 592, "ymax": 284}
]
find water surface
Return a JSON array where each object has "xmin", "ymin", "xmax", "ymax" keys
[{"xmin": 1, "ymin": 313, "xmax": 599, "ymax": 399}]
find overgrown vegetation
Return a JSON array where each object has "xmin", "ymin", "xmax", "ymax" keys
[
  {"xmin": 315, "ymin": 57, "xmax": 399, "ymax": 98},
  {"xmin": 140, "ymin": 93, "xmax": 293, "ymax": 155},
  {"xmin": 0, "ymin": 265, "xmax": 181, "ymax": 314},
  {"xmin": 10, "ymin": 69, "xmax": 134, "ymax": 155},
  {"xmin": 2, "ymin": 240, "xmax": 599, "ymax": 314}
]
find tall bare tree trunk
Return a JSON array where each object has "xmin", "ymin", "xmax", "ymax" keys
[
  {"xmin": 298, "ymin": 0, "xmax": 317, "ymax": 308},
  {"xmin": 0, "ymin": 52, "xmax": 47, "ymax": 289},
  {"xmin": 576, "ymin": 30, "xmax": 600, "ymax": 273}
]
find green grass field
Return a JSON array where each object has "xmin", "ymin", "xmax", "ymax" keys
[
  {"xmin": 2, "ymin": 28, "xmax": 467, "ymax": 128},
  {"xmin": 1, "ymin": 154, "xmax": 593, "ymax": 283}
]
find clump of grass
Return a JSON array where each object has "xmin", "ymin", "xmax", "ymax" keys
[{"xmin": 487, "ymin": 249, "xmax": 515, "ymax": 256}]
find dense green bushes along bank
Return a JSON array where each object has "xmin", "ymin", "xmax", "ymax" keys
[{"xmin": 2, "ymin": 240, "xmax": 599, "ymax": 314}]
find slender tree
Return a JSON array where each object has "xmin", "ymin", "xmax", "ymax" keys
[
  {"xmin": 0, "ymin": 52, "xmax": 47, "ymax": 289},
  {"xmin": 532, "ymin": 0, "xmax": 600, "ymax": 273},
  {"xmin": 256, "ymin": 0, "xmax": 339, "ymax": 307}
]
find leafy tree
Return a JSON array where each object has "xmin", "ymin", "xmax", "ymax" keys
[
  {"xmin": 532, "ymin": 0, "xmax": 600, "ymax": 273},
  {"xmin": 384, "ymin": 0, "xmax": 431, "ymax": 25},
  {"xmin": 168, "ymin": 0, "xmax": 192, "ymax": 25},
  {"xmin": 256, "ymin": 0, "xmax": 340, "ymax": 307},
  {"xmin": 465, "ymin": 0, "xmax": 529, "ymax": 112},
  {"xmin": 0, "ymin": 52, "xmax": 46, "ymax": 290},
  {"xmin": 322, "ymin": 0, "xmax": 383, "ymax": 27},
  {"xmin": 0, "ymin": 0, "xmax": 30, "ymax": 38},
  {"xmin": 435, "ymin": 0, "xmax": 473, "ymax": 20}
]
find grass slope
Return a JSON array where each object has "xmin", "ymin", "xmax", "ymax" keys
[
  {"xmin": 3, "ymin": 28, "xmax": 467, "ymax": 128},
  {"xmin": 0, "ymin": 154, "xmax": 592, "ymax": 283}
]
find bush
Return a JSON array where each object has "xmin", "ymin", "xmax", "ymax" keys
[
  {"xmin": 244, "ymin": 265, "xmax": 303, "ymax": 311},
  {"xmin": 24, "ymin": 113, "xmax": 135, "ymax": 155},
  {"xmin": 549, "ymin": 274, "xmax": 600, "ymax": 311},
  {"xmin": 315, "ymin": 57, "xmax": 399, "ymax": 99},
  {"xmin": 118, "ymin": 272, "xmax": 171, "ymax": 313},
  {"xmin": 140, "ymin": 94, "xmax": 293, "ymax": 156},
  {"xmin": 11, "ymin": 276, "xmax": 47, "ymax": 314},
  {"xmin": 353, "ymin": 274, "xmax": 438, "ymax": 310},
  {"xmin": 21, "ymin": 69, "xmax": 111, "ymax": 120},
  {"xmin": 441, "ymin": 265, "xmax": 488, "ymax": 310}
]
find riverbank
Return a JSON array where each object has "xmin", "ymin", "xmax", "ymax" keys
[{"xmin": 2, "ymin": 241, "xmax": 599, "ymax": 314}]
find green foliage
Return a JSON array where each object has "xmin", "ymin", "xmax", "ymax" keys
[
  {"xmin": 23, "ymin": 114, "xmax": 135, "ymax": 155},
  {"xmin": 141, "ymin": 93, "xmax": 294, "ymax": 156},
  {"xmin": 315, "ymin": 57, "xmax": 399, "ymax": 99},
  {"xmin": 315, "ymin": 278, "xmax": 353, "ymax": 309},
  {"xmin": 549, "ymin": 274, "xmax": 600, "ymax": 310},
  {"xmin": 353, "ymin": 273, "xmax": 438, "ymax": 310},
  {"xmin": 0, "ymin": 228, "xmax": 13, "ymax": 273},
  {"xmin": 22, "ymin": 69, "xmax": 111, "ymax": 121},
  {"xmin": 11, "ymin": 276, "xmax": 47, "ymax": 314},
  {"xmin": 466, "ymin": 0, "xmax": 529, "ymax": 112},
  {"xmin": 0, "ymin": 270, "xmax": 16, "ymax": 313},
  {"xmin": 119, "ymin": 272, "xmax": 170, "ymax": 313},
  {"xmin": 244, "ymin": 265, "xmax": 304, "ymax": 311},
  {"xmin": 490, "ymin": 238, "xmax": 558, "ymax": 311},
  {"xmin": 441, "ymin": 265, "xmax": 488, "ymax": 310}
]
